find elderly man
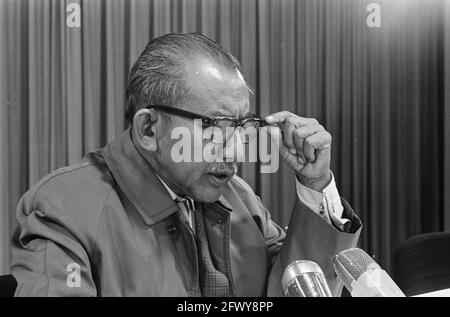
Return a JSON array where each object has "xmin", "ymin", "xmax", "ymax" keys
[{"xmin": 11, "ymin": 33, "xmax": 361, "ymax": 296}]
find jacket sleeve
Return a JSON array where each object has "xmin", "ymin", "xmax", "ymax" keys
[
  {"xmin": 264, "ymin": 195, "xmax": 362, "ymax": 296},
  {"xmin": 10, "ymin": 190, "xmax": 97, "ymax": 297}
]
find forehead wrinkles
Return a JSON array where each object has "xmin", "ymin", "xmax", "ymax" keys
[{"xmin": 191, "ymin": 89, "xmax": 249, "ymax": 117}]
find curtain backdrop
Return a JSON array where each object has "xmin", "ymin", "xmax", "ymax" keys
[
  {"xmin": 445, "ymin": 0, "xmax": 450, "ymax": 231},
  {"xmin": 1, "ymin": 0, "xmax": 448, "ymax": 275}
]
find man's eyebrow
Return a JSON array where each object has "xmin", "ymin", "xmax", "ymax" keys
[
  {"xmin": 237, "ymin": 110, "xmax": 256, "ymax": 120},
  {"xmin": 208, "ymin": 110, "xmax": 231, "ymax": 117},
  {"xmin": 242, "ymin": 111, "xmax": 252, "ymax": 118},
  {"xmin": 206, "ymin": 108, "xmax": 237, "ymax": 118},
  {"xmin": 206, "ymin": 107, "xmax": 253, "ymax": 118}
]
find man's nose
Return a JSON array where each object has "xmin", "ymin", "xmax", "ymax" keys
[{"xmin": 223, "ymin": 130, "xmax": 244, "ymax": 162}]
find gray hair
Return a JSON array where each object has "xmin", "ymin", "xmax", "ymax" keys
[{"xmin": 125, "ymin": 33, "xmax": 245, "ymax": 124}]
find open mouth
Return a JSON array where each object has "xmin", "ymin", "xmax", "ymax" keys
[
  {"xmin": 209, "ymin": 172, "xmax": 230, "ymax": 181},
  {"xmin": 207, "ymin": 170, "xmax": 235, "ymax": 184}
]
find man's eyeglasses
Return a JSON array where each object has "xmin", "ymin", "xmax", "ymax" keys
[{"xmin": 145, "ymin": 105, "xmax": 271, "ymax": 144}]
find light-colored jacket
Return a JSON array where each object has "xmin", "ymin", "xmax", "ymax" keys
[{"xmin": 11, "ymin": 129, "xmax": 361, "ymax": 296}]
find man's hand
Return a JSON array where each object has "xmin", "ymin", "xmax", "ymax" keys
[{"xmin": 265, "ymin": 111, "xmax": 332, "ymax": 191}]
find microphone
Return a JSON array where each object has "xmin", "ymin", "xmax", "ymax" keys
[
  {"xmin": 281, "ymin": 260, "xmax": 332, "ymax": 297},
  {"xmin": 334, "ymin": 248, "xmax": 405, "ymax": 297},
  {"xmin": 0, "ymin": 275, "xmax": 17, "ymax": 297}
]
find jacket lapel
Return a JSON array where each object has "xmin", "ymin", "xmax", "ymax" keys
[
  {"xmin": 102, "ymin": 128, "xmax": 258, "ymax": 296},
  {"xmin": 102, "ymin": 128, "xmax": 179, "ymax": 225}
]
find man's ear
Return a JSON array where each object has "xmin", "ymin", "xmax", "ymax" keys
[{"xmin": 132, "ymin": 108, "xmax": 159, "ymax": 152}]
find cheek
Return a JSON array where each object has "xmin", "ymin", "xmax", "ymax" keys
[
  {"xmin": 156, "ymin": 130, "xmax": 211, "ymax": 184},
  {"xmin": 177, "ymin": 163, "xmax": 203, "ymax": 178},
  {"xmin": 161, "ymin": 154, "xmax": 207, "ymax": 184}
]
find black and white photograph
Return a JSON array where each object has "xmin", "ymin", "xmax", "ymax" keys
[{"xmin": 0, "ymin": 0, "xmax": 449, "ymax": 301}]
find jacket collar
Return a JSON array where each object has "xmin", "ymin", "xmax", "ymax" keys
[{"xmin": 102, "ymin": 128, "xmax": 232, "ymax": 226}]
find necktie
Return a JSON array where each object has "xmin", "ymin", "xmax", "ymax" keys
[
  {"xmin": 176, "ymin": 198, "xmax": 233, "ymax": 296},
  {"xmin": 176, "ymin": 197, "xmax": 195, "ymax": 231}
]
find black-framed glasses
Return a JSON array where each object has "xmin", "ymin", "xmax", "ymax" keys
[{"xmin": 145, "ymin": 104, "xmax": 271, "ymax": 144}]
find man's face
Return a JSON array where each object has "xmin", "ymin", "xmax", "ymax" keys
[{"xmin": 154, "ymin": 58, "xmax": 250, "ymax": 202}]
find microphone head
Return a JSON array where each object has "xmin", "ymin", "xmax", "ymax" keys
[
  {"xmin": 282, "ymin": 260, "xmax": 332, "ymax": 297},
  {"xmin": 282, "ymin": 260, "xmax": 323, "ymax": 289},
  {"xmin": 334, "ymin": 248, "xmax": 381, "ymax": 293}
]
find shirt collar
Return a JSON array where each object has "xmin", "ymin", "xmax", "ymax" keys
[
  {"xmin": 155, "ymin": 173, "xmax": 195, "ymax": 210},
  {"xmin": 155, "ymin": 173, "xmax": 179, "ymax": 201}
]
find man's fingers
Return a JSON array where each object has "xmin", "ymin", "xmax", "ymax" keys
[
  {"xmin": 265, "ymin": 112, "xmax": 321, "ymax": 156},
  {"xmin": 265, "ymin": 111, "xmax": 293, "ymax": 124},
  {"xmin": 293, "ymin": 125, "xmax": 325, "ymax": 162},
  {"xmin": 265, "ymin": 111, "xmax": 315, "ymax": 126},
  {"xmin": 284, "ymin": 117, "xmax": 297, "ymax": 154},
  {"xmin": 303, "ymin": 131, "xmax": 332, "ymax": 162},
  {"xmin": 265, "ymin": 114, "xmax": 331, "ymax": 163}
]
